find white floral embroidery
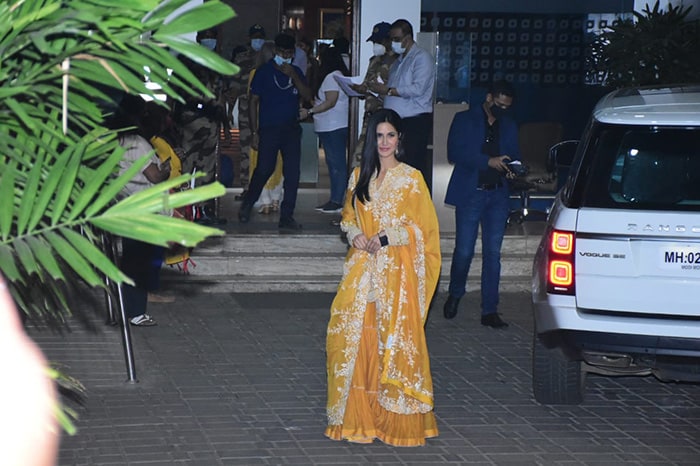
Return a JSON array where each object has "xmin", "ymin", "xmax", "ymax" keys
[{"xmin": 327, "ymin": 164, "xmax": 438, "ymax": 424}]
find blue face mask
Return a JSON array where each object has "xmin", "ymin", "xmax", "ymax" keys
[
  {"xmin": 273, "ymin": 55, "xmax": 292, "ymax": 66},
  {"xmin": 251, "ymin": 38, "xmax": 265, "ymax": 51},
  {"xmin": 200, "ymin": 38, "xmax": 217, "ymax": 51}
]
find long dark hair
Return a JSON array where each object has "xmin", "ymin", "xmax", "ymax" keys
[
  {"xmin": 354, "ymin": 109, "xmax": 403, "ymax": 204},
  {"xmin": 314, "ymin": 46, "xmax": 349, "ymax": 99}
]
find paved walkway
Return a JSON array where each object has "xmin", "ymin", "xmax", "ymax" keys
[{"xmin": 33, "ymin": 290, "xmax": 700, "ymax": 465}]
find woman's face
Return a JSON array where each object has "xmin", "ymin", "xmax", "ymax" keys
[{"xmin": 376, "ymin": 122, "xmax": 399, "ymax": 160}]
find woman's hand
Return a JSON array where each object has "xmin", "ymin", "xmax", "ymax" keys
[
  {"xmin": 365, "ymin": 234, "xmax": 383, "ymax": 254},
  {"xmin": 352, "ymin": 233, "xmax": 370, "ymax": 251}
]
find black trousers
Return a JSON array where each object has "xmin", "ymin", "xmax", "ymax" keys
[
  {"xmin": 400, "ymin": 112, "xmax": 433, "ymax": 192},
  {"xmin": 120, "ymin": 237, "xmax": 152, "ymax": 319}
]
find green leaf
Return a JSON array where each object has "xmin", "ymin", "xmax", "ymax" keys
[
  {"xmin": 26, "ymin": 236, "xmax": 64, "ymax": 281},
  {"xmin": 45, "ymin": 231, "xmax": 103, "ymax": 287},
  {"xmin": 156, "ymin": 34, "xmax": 238, "ymax": 76},
  {"xmin": 66, "ymin": 149, "xmax": 120, "ymax": 222},
  {"xmin": 91, "ymin": 214, "xmax": 223, "ymax": 248},
  {"xmin": 0, "ymin": 159, "xmax": 16, "ymax": 242},
  {"xmin": 155, "ymin": 2, "xmax": 235, "ymax": 37},
  {"xmin": 61, "ymin": 228, "xmax": 130, "ymax": 284},
  {"xmin": 0, "ymin": 244, "xmax": 22, "ymax": 283},
  {"xmin": 16, "ymin": 149, "xmax": 45, "ymax": 236},
  {"xmin": 108, "ymin": 177, "xmax": 225, "ymax": 214},
  {"xmin": 27, "ymin": 149, "xmax": 69, "ymax": 231},
  {"xmin": 49, "ymin": 144, "xmax": 82, "ymax": 226},
  {"xmin": 81, "ymin": 152, "xmax": 124, "ymax": 217},
  {"xmin": 5, "ymin": 96, "xmax": 36, "ymax": 130},
  {"xmin": 14, "ymin": 238, "xmax": 40, "ymax": 278}
]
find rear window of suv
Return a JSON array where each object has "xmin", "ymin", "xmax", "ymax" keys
[{"xmin": 571, "ymin": 123, "xmax": 700, "ymax": 211}]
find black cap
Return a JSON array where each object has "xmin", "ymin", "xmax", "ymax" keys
[
  {"xmin": 249, "ymin": 24, "xmax": 265, "ymax": 37},
  {"xmin": 274, "ymin": 33, "xmax": 296, "ymax": 50},
  {"xmin": 366, "ymin": 22, "xmax": 391, "ymax": 42}
]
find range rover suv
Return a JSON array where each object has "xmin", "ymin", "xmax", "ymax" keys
[{"xmin": 532, "ymin": 85, "xmax": 700, "ymax": 404}]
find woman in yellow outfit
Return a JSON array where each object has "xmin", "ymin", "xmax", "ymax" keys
[
  {"xmin": 248, "ymin": 41, "xmax": 283, "ymax": 214},
  {"xmin": 325, "ymin": 109, "xmax": 441, "ymax": 446}
]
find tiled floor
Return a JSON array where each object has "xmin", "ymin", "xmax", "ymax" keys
[{"xmin": 39, "ymin": 291, "xmax": 700, "ymax": 465}]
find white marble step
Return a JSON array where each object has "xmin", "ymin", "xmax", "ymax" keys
[
  {"xmin": 162, "ymin": 232, "xmax": 541, "ymax": 293},
  {"xmin": 194, "ymin": 233, "xmax": 542, "ymax": 256}
]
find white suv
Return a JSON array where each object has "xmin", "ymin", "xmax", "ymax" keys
[{"xmin": 532, "ymin": 85, "xmax": 700, "ymax": 404}]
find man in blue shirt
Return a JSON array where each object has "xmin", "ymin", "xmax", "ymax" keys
[
  {"xmin": 368, "ymin": 19, "xmax": 435, "ymax": 191},
  {"xmin": 443, "ymin": 81, "xmax": 520, "ymax": 328},
  {"xmin": 238, "ymin": 33, "xmax": 311, "ymax": 230}
]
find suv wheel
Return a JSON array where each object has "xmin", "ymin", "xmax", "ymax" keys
[{"xmin": 532, "ymin": 332, "xmax": 585, "ymax": 404}]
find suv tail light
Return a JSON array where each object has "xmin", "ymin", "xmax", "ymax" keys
[{"xmin": 547, "ymin": 229, "xmax": 575, "ymax": 295}]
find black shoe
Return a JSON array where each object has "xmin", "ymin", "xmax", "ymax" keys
[
  {"xmin": 481, "ymin": 313, "xmax": 509, "ymax": 328},
  {"xmin": 315, "ymin": 201, "xmax": 343, "ymax": 214},
  {"xmin": 443, "ymin": 295, "xmax": 460, "ymax": 319},
  {"xmin": 238, "ymin": 203, "xmax": 252, "ymax": 223},
  {"xmin": 279, "ymin": 217, "xmax": 302, "ymax": 230}
]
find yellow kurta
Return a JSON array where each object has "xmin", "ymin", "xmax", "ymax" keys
[{"xmin": 325, "ymin": 163, "xmax": 441, "ymax": 446}]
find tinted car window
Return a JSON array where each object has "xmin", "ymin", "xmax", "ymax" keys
[{"xmin": 575, "ymin": 123, "xmax": 700, "ymax": 211}]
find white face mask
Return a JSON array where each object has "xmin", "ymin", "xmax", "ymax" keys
[
  {"xmin": 273, "ymin": 55, "xmax": 292, "ymax": 66},
  {"xmin": 372, "ymin": 43, "xmax": 386, "ymax": 57},
  {"xmin": 251, "ymin": 38, "xmax": 265, "ymax": 51},
  {"xmin": 391, "ymin": 41, "xmax": 405, "ymax": 55},
  {"xmin": 200, "ymin": 38, "xmax": 217, "ymax": 51}
]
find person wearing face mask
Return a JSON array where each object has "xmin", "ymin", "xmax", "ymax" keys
[
  {"xmin": 197, "ymin": 28, "xmax": 218, "ymax": 52},
  {"xmin": 443, "ymin": 81, "xmax": 520, "ymax": 328},
  {"xmin": 368, "ymin": 19, "xmax": 435, "ymax": 191},
  {"xmin": 228, "ymin": 24, "xmax": 267, "ymax": 200},
  {"xmin": 349, "ymin": 21, "xmax": 397, "ymax": 167},
  {"xmin": 238, "ymin": 33, "xmax": 311, "ymax": 230}
]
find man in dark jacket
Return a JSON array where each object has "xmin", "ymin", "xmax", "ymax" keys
[{"xmin": 443, "ymin": 81, "xmax": 520, "ymax": 328}]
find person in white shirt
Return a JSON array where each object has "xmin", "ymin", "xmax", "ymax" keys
[{"xmin": 299, "ymin": 47, "xmax": 350, "ymax": 213}]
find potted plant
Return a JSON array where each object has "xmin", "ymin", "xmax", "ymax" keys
[{"xmin": 587, "ymin": 0, "xmax": 700, "ymax": 88}]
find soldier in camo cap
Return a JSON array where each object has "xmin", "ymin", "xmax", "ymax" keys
[{"xmin": 349, "ymin": 22, "xmax": 397, "ymax": 167}]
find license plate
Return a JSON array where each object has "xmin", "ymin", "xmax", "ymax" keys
[{"xmin": 660, "ymin": 245, "xmax": 700, "ymax": 271}]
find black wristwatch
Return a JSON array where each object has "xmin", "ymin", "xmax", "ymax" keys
[{"xmin": 379, "ymin": 234, "xmax": 389, "ymax": 247}]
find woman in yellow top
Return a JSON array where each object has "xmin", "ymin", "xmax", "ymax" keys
[{"xmin": 325, "ymin": 109, "xmax": 441, "ymax": 446}]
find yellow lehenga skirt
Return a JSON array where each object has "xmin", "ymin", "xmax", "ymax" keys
[{"xmin": 324, "ymin": 302, "xmax": 438, "ymax": 447}]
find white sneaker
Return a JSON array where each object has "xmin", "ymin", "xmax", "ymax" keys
[{"xmin": 130, "ymin": 314, "xmax": 157, "ymax": 326}]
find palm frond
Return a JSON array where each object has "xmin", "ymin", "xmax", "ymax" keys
[{"xmin": 1, "ymin": 0, "xmax": 237, "ymax": 323}]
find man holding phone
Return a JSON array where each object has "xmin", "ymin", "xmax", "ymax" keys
[{"xmin": 443, "ymin": 81, "xmax": 520, "ymax": 328}]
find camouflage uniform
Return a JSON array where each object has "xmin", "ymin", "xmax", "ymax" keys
[
  {"xmin": 227, "ymin": 46, "xmax": 257, "ymax": 187},
  {"xmin": 175, "ymin": 74, "xmax": 225, "ymax": 187},
  {"xmin": 177, "ymin": 107, "xmax": 220, "ymax": 186},
  {"xmin": 352, "ymin": 52, "xmax": 398, "ymax": 166}
]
